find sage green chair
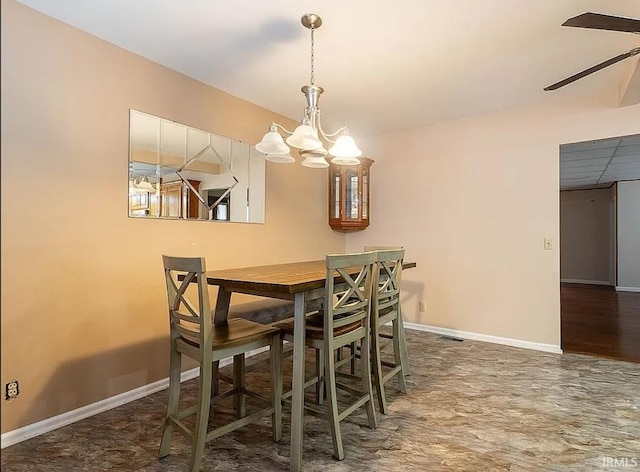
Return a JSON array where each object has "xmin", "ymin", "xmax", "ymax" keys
[
  {"xmin": 275, "ymin": 251, "xmax": 378, "ymax": 460},
  {"xmin": 369, "ymin": 248, "xmax": 409, "ymax": 414},
  {"xmin": 337, "ymin": 246, "xmax": 410, "ymax": 413},
  {"xmin": 159, "ymin": 256, "xmax": 282, "ymax": 472}
]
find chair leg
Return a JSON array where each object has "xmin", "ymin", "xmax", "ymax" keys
[
  {"xmin": 350, "ymin": 342, "xmax": 357, "ymax": 375},
  {"xmin": 159, "ymin": 346, "xmax": 182, "ymax": 458},
  {"xmin": 360, "ymin": 329, "xmax": 378, "ymax": 430},
  {"xmin": 270, "ymin": 333, "xmax": 283, "ymax": 442},
  {"xmin": 397, "ymin": 306, "xmax": 411, "ymax": 376},
  {"xmin": 392, "ymin": 319, "xmax": 408, "ymax": 394},
  {"xmin": 315, "ymin": 348, "xmax": 325, "ymax": 405},
  {"xmin": 233, "ymin": 354, "xmax": 246, "ymax": 418},
  {"xmin": 212, "ymin": 361, "xmax": 220, "ymax": 396},
  {"xmin": 324, "ymin": 346, "xmax": 344, "ymax": 461},
  {"xmin": 189, "ymin": 358, "xmax": 213, "ymax": 472},
  {"xmin": 371, "ymin": 321, "xmax": 388, "ymax": 414}
]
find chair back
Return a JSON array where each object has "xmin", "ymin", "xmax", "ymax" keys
[
  {"xmin": 162, "ymin": 255, "xmax": 212, "ymax": 351},
  {"xmin": 364, "ymin": 245, "xmax": 403, "ymax": 252},
  {"xmin": 373, "ymin": 248, "xmax": 405, "ymax": 318},
  {"xmin": 324, "ymin": 251, "xmax": 377, "ymax": 337}
]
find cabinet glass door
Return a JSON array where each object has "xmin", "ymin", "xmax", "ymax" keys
[
  {"xmin": 331, "ymin": 169, "xmax": 341, "ymax": 219},
  {"xmin": 362, "ymin": 169, "xmax": 368, "ymax": 219},
  {"xmin": 345, "ymin": 169, "xmax": 359, "ymax": 220}
]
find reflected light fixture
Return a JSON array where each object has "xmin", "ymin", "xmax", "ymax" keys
[
  {"xmin": 137, "ymin": 176, "xmax": 156, "ymax": 192},
  {"xmin": 130, "ymin": 175, "xmax": 156, "ymax": 194},
  {"xmin": 256, "ymin": 13, "xmax": 362, "ymax": 168}
]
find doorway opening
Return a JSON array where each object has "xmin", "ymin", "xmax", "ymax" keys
[{"xmin": 559, "ymin": 134, "xmax": 640, "ymax": 363}]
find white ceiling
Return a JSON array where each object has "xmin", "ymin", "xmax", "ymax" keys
[
  {"xmin": 16, "ymin": 0, "xmax": 640, "ymax": 137},
  {"xmin": 560, "ymin": 134, "xmax": 640, "ymax": 191}
]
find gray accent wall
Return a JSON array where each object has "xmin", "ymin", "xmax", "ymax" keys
[{"xmin": 560, "ymin": 187, "xmax": 615, "ymax": 284}]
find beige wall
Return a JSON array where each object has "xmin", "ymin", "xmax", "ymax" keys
[
  {"xmin": 617, "ymin": 180, "xmax": 640, "ymax": 289},
  {"xmin": 348, "ymin": 96, "xmax": 640, "ymax": 346},
  {"xmin": 0, "ymin": 0, "xmax": 344, "ymax": 433},
  {"xmin": 560, "ymin": 188, "xmax": 615, "ymax": 284}
]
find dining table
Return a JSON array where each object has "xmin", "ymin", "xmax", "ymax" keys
[{"xmin": 203, "ymin": 259, "xmax": 416, "ymax": 472}]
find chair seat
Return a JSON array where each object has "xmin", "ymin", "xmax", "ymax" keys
[
  {"xmin": 274, "ymin": 313, "xmax": 361, "ymax": 341},
  {"xmin": 181, "ymin": 318, "xmax": 280, "ymax": 350}
]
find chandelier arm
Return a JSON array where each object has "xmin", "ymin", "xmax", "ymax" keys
[
  {"xmin": 271, "ymin": 122, "xmax": 295, "ymax": 136},
  {"xmin": 316, "ymin": 114, "xmax": 348, "ymax": 143}
]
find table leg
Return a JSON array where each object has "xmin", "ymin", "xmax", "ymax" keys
[
  {"xmin": 213, "ymin": 287, "xmax": 232, "ymax": 324},
  {"xmin": 290, "ymin": 292, "xmax": 306, "ymax": 472}
]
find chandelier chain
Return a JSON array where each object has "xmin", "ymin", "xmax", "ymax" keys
[{"xmin": 310, "ymin": 27, "xmax": 315, "ymax": 85}]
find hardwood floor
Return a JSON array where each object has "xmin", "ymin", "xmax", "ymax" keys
[{"xmin": 561, "ymin": 283, "xmax": 640, "ymax": 363}]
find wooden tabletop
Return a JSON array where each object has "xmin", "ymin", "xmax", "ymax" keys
[{"xmin": 205, "ymin": 260, "xmax": 417, "ymax": 295}]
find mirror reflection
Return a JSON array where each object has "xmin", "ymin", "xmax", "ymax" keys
[{"xmin": 128, "ymin": 110, "xmax": 265, "ymax": 223}]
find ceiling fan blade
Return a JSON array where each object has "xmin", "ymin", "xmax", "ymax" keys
[
  {"xmin": 562, "ymin": 12, "xmax": 640, "ymax": 33},
  {"xmin": 544, "ymin": 48, "xmax": 640, "ymax": 91}
]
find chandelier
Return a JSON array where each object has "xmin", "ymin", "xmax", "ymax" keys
[{"xmin": 255, "ymin": 13, "xmax": 362, "ymax": 168}]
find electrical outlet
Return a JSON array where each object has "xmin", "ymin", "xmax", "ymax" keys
[
  {"xmin": 419, "ymin": 301, "xmax": 426, "ymax": 312},
  {"xmin": 5, "ymin": 381, "xmax": 19, "ymax": 400},
  {"xmin": 544, "ymin": 238, "xmax": 553, "ymax": 250}
]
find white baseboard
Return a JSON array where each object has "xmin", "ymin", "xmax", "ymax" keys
[
  {"xmin": 0, "ymin": 346, "xmax": 268, "ymax": 449},
  {"xmin": 404, "ymin": 322, "xmax": 563, "ymax": 354},
  {"xmin": 616, "ymin": 286, "xmax": 640, "ymax": 293},
  {"xmin": 560, "ymin": 278, "xmax": 612, "ymax": 286}
]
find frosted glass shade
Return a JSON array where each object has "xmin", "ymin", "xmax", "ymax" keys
[
  {"xmin": 286, "ymin": 124, "xmax": 323, "ymax": 150},
  {"xmin": 136, "ymin": 177, "xmax": 156, "ymax": 192},
  {"xmin": 265, "ymin": 152, "xmax": 295, "ymax": 164},
  {"xmin": 301, "ymin": 156, "xmax": 329, "ymax": 168},
  {"xmin": 300, "ymin": 147, "xmax": 329, "ymax": 168},
  {"xmin": 256, "ymin": 130, "xmax": 290, "ymax": 155},
  {"xmin": 328, "ymin": 135, "xmax": 362, "ymax": 159},
  {"xmin": 331, "ymin": 155, "xmax": 360, "ymax": 166}
]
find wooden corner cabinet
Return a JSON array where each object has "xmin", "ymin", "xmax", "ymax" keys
[{"xmin": 328, "ymin": 157, "xmax": 373, "ymax": 231}]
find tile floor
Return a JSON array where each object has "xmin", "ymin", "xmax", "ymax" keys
[{"xmin": 2, "ymin": 330, "xmax": 639, "ymax": 471}]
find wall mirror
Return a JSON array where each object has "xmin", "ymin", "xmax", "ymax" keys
[{"xmin": 128, "ymin": 110, "xmax": 265, "ymax": 223}]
